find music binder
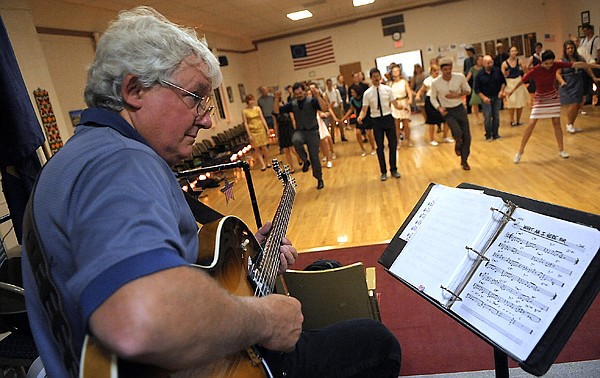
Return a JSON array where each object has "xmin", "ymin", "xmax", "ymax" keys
[{"xmin": 379, "ymin": 183, "xmax": 600, "ymax": 376}]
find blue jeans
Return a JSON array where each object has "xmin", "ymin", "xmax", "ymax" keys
[{"xmin": 482, "ymin": 97, "xmax": 501, "ymax": 139}]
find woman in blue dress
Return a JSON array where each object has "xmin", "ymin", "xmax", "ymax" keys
[{"xmin": 557, "ymin": 39, "xmax": 598, "ymax": 134}]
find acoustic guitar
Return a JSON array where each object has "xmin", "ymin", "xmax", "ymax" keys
[{"xmin": 79, "ymin": 161, "xmax": 296, "ymax": 378}]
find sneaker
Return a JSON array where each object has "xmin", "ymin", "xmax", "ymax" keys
[
  {"xmin": 370, "ymin": 150, "xmax": 376, "ymax": 155},
  {"xmin": 391, "ymin": 171, "xmax": 401, "ymax": 178},
  {"xmin": 442, "ymin": 137, "xmax": 455, "ymax": 143},
  {"xmin": 326, "ymin": 161, "xmax": 333, "ymax": 168},
  {"xmin": 332, "ymin": 153, "xmax": 337, "ymax": 160},
  {"xmin": 322, "ymin": 156, "xmax": 327, "ymax": 161},
  {"xmin": 380, "ymin": 173, "xmax": 388, "ymax": 181},
  {"xmin": 430, "ymin": 140, "xmax": 439, "ymax": 146},
  {"xmin": 566, "ymin": 124, "xmax": 582, "ymax": 134},
  {"xmin": 317, "ymin": 179, "xmax": 324, "ymax": 190},
  {"xmin": 559, "ymin": 151, "xmax": 570, "ymax": 159},
  {"xmin": 485, "ymin": 137, "xmax": 493, "ymax": 142},
  {"xmin": 513, "ymin": 152, "xmax": 522, "ymax": 164},
  {"xmin": 361, "ymin": 150, "xmax": 367, "ymax": 157},
  {"xmin": 580, "ymin": 110, "xmax": 587, "ymax": 115}
]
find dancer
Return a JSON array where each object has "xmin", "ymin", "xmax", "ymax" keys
[
  {"xmin": 415, "ymin": 64, "xmax": 452, "ymax": 146},
  {"xmin": 342, "ymin": 85, "xmax": 376, "ymax": 156},
  {"xmin": 242, "ymin": 94, "xmax": 271, "ymax": 170},
  {"xmin": 502, "ymin": 46, "xmax": 529, "ymax": 126},
  {"xmin": 465, "ymin": 54, "xmax": 483, "ymax": 124},
  {"xmin": 509, "ymin": 50, "xmax": 600, "ymax": 163},
  {"xmin": 389, "ymin": 64, "xmax": 413, "ymax": 146},
  {"xmin": 557, "ymin": 40, "xmax": 599, "ymax": 134}
]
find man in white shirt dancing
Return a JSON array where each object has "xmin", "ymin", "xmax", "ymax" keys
[
  {"xmin": 358, "ymin": 68, "xmax": 401, "ymax": 181},
  {"xmin": 430, "ymin": 57, "xmax": 473, "ymax": 170}
]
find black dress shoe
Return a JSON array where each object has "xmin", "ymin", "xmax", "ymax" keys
[
  {"xmin": 302, "ymin": 160, "xmax": 311, "ymax": 172},
  {"xmin": 317, "ymin": 179, "xmax": 324, "ymax": 189},
  {"xmin": 391, "ymin": 171, "xmax": 401, "ymax": 178},
  {"xmin": 462, "ymin": 162, "xmax": 471, "ymax": 170},
  {"xmin": 454, "ymin": 145, "xmax": 462, "ymax": 156}
]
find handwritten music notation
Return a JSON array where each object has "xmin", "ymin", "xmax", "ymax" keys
[{"xmin": 453, "ymin": 207, "xmax": 598, "ymax": 361}]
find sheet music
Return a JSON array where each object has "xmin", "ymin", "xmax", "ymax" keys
[
  {"xmin": 453, "ymin": 208, "xmax": 600, "ymax": 361},
  {"xmin": 390, "ymin": 185, "xmax": 506, "ymax": 304}
]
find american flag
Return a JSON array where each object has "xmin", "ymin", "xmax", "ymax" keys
[
  {"xmin": 220, "ymin": 178, "xmax": 235, "ymax": 204},
  {"xmin": 290, "ymin": 36, "xmax": 335, "ymax": 71}
]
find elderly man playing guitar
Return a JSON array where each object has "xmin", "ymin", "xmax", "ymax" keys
[{"xmin": 21, "ymin": 6, "xmax": 400, "ymax": 378}]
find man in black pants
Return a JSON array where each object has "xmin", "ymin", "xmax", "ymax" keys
[
  {"xmin": 357, "ymin": 68, "xmax": 401, "ymax": 181},
  {"xmin": 274, "ymin": 82, "xmax": 328, "ymax": 189},
  {"xmin": 430, "ymin": 57, "xmax": 473, "ymax": 170}
]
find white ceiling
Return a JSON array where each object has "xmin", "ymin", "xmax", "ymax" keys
[{"xmin": 61, "ymin": 0, "xmax": 454, "ymax": 42}]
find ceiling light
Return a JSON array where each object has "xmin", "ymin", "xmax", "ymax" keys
[
  {"xmin": 353, "ymin": 0, "xmax": 375, "ymax": 6},
  {"xmin": 287, "ymin": 10, "xmax": 313, "ymax": 21}
]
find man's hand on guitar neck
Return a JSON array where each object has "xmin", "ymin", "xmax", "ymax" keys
[{"xmin": 255, "ymin": 221, "xmax": 298, "ymax": 274}]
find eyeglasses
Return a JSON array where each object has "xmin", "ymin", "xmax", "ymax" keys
[{"xmin": 161, "ymin": 80, "xmax": 215, "ymax": 117}]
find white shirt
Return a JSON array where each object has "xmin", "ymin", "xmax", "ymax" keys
[
  {"xmin": 362, "ymin": 84, "xmax": 394, "ymax": 118},
  {"xmin": 390, "ymin": 79, "xmax": 409, "ymax": 99},
  {"xmin": 324, "ymin": 87, "xmax": 343, "ymax": 107},
  {"xmin": 580, "ymin": 35, "xmax": 600, "ymax": 62},
  {"xmin": 429, "ymin": 73, "xmax": 471, "ymax": 110},
  {"xmin": 422, "ymin": 76, "xmax": 435, "ymax": 97}
]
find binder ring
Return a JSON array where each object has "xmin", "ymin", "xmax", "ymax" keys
[
  {"xmin": 490, "ymin": 207, "xmax": 516, "ymax": 221},
  {"xmin": 465, "ymin": 246, "xmax": 490, "ymax": 262},
  {"xmin": 440, "ymin": 285, "xmax": 462, "ymax": 301}
]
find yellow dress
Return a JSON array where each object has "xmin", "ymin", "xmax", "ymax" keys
[{"xmin": 243, "ymin": 106, "xmax": 269, "ymax": 147}]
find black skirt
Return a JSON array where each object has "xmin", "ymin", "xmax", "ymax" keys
[
  {"xmin": 425, "ymin": 96, "xmax": 445, "ymax": 125},
  {"xmin": 276, "ymin": 113, "xmax": 294, "ymax": 148}
]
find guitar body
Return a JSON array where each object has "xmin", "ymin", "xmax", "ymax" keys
[{"xmin": 80, "ymin": 216, "xmax": 268, "ymax": 378}]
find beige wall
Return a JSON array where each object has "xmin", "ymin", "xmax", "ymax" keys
[
  {"xmin": 4, "ymin": 0, "xmax": 599, "ymax": 133},
  {"xmin": 254, "ymin": 0, "xmax": 599, "ymax": 91}
]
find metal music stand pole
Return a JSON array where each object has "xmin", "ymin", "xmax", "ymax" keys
[
  {"xmin": 494, "ymin": 347, "xmax": 510, "ymax": 378},
  {"xmin": 176, "ymin": 160, "xmax": 262, "ymax": 229}
]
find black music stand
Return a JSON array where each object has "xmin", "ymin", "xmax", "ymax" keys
[{"xmin": 379, "ymin": 182, "xmax": 600, "ymax": 377}]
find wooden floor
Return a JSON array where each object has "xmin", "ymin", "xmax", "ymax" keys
[{"xmin": 194, "ymin": 105, "xmax": 600, "ymax": 252}]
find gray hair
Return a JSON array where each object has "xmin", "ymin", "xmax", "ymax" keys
[{"xmin": 84, "ymin": 6, "xmax": 222, "ymax": 111}]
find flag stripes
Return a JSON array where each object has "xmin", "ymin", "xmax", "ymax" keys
[{"xmin": 291, "ymin": 36, "xmax": 335, "ymax": 70}]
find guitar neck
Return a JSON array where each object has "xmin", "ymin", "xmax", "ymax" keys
[{"xmin": 255, "ymin": 181, "xmax": 296, "ymax": 293}]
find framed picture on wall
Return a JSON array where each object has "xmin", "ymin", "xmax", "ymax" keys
[
  {"xmin": 510, "ymin": 35, "xmax": 524, "ymax": 55},
  {"xmin": 484, "ymin": 40, "xmax": 496, "ymax": 57},
  {"xmin": 226, "ymin": 86, "xmax": 234, "ymax": 103},
  {"xmin": 578, "ymin": 25, "xmax": 586, "ymax": 39},
  {"xmin": 523, "ymin": 33, "xmax": 537, "ymax": 57},
  {"xmin": 581, "ymin": 11, "xmax": 590, "ymax": 25},
  {"xmin": 238, "ymin": 84, "xmax": 246, "ymax": 102},
  {"xmin": 472, "ymin": 42, "xmax": 483, "ymax": 56}
]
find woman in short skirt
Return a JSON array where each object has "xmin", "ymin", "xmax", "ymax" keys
[{"xmin": 508, "ymin": 50, "xmax": 600, "ymax": 163}]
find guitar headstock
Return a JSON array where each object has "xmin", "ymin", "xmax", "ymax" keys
[{"xmin": 272, "ymin": 159, "xmax": 296, "ymax": 188}]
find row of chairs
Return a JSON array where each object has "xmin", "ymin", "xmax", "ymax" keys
[{"xmin": 177, "ymin": 124, "xmax": 250, "ymax": 170}]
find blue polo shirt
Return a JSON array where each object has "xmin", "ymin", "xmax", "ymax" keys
[{"xmin": 21, "ymin": 108, "xmax": 198, "ymax": 377}]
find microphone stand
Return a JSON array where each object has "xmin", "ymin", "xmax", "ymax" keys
[{"xmin": 175, "ymin": 160, "xmax": 262, "ymax": 229}]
